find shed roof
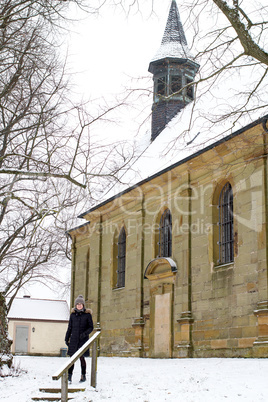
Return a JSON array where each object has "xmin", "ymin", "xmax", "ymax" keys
[{"xmin": 7, "ymin": 297, "xmax": 70, "ymax": 322}]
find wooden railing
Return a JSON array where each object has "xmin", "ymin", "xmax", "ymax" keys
[{"xmin": 52, "ymin": 330, "xmax": 101, "ymax": 402}]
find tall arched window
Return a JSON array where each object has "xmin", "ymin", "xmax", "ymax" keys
[
  {"xmin": 218, "ymin": 183, "xmax": 234, "ymax": 264},
  {"xmin": 158, "ymin": 209, "xmax": 172, "ymax": 257},
  {"xmin": 117, "ymin": 227, "xmax": 126, "ymax": 288}
]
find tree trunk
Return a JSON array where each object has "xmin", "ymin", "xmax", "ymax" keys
[{"xmin": 0, "ymin": 292, "xmax": 13, "ymax": 370}]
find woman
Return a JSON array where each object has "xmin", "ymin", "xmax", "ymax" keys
[{"xmin": 65, "ymin": 295, "xmax": 94, "ymax": 383}]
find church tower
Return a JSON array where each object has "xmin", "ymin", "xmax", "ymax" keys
[{"xmin": 149, "ymin": 0, "xmax": 199, "ymax": 141}]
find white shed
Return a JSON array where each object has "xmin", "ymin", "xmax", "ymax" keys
[{"xmin": 7, "ymin": 296, "xmax": 70, "ymax": 356}]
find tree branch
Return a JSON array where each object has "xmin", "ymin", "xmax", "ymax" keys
[
  {"xmin": 0, "ymin": 169, "xmax": 86, "ymax": 188},
  {"xmin": 213, "ymin": 0, "xmax": 268, "ymax": 65}
]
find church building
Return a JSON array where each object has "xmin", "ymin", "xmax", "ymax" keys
[{"xmin": 68, "ymin": 0, "xmax": 268, "ymax": 358}]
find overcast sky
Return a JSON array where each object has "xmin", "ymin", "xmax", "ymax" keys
[
  {"xmin": 17, "ymin": 1, "xmax": 175, "ymax": 302},
  {"xmin": 66, "ymin": 1, "xmax": 172, "ymax": 99}
]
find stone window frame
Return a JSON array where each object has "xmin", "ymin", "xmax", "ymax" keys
[
  {"xmin": 212, "ymin": 180, "xmax": 237, "ymax": 269},
  {"xmin": 158, "ymin": 208, "xmax": 172, "ymax": 258},
  {"xmin": 116, "ymin": 226, "xmax": 126, "ymax": 289},
  {"xmin": 218, "ymin": 182, "xmax": 234, "ymax": 265}
]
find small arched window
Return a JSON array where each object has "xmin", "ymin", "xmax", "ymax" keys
[
  {"xmin": 158, "ymin": 209, "xmax": 172, "ymax": 257},
  {"xmin": 218, "ymin": 183, "xmax": 234, "ymax": 264},
  {"xmin": 117, "ymin": 227, "xmax": 126, "ymax": 288}
]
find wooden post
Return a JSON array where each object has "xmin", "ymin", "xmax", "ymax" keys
[
  {"xmin": 52, "ymin": 330, "xmax": 101, "ymax": 399},
  {"xmin": 91, "ymin": 340, "xmax": 97, "ymax": 388},
  {"xmin": 61, "ymin": 371, "xmax": 68, "ymax": 402}
]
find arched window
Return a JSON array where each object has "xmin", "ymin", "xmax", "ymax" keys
[
  {"xmin": 117, "ymin": 227, "xmax": 126, "ymax": 288},
  {"xmin": 158, "ymin": 209, "xmax": 172, "ymax": 257},
  {"xmin": 218, "ymin": 183, "xmax": 234, "ymax": 264}
]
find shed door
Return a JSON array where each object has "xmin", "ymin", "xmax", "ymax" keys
[{"xmin": 15, "ymin": 326, "xmax": 29, "ymax": 353}]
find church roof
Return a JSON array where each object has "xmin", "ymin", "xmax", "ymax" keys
[
  {"xmin": 76, "ymin": 111, "xmax": 267, "ymax": 219},
  {"xmin": 150, "ymin": 0, "xmax": 193, "ymax": 65}
]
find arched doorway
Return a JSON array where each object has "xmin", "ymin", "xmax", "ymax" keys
[{"xmin": 144, "ymin": 257, "xmax": 177, "ymax": 358}]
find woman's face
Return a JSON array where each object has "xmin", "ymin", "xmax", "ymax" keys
[{"xmin": 76, "ymin": 303, "xmax": 84, "ymax": 310}]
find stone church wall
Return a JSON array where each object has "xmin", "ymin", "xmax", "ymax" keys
[{"xmin": 69, "ymin": 120, "xmax": 268, "ymax": 358}]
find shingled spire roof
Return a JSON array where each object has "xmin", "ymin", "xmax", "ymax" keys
[
  {"xmin": 148, "ymin": 0, "xmax": 199, "ymax": 141},
  {"xmin": 150, "ymin": 0, "xmax": 192, "ymax": 64}
]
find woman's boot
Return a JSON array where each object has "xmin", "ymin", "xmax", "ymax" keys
[
  {"xmin": 79, "ymin": 374, "xmax": 86, "ymax": 382},
  {"xmin": 68, "ymin": 373, "xmax": 72, "ymax": 384}
]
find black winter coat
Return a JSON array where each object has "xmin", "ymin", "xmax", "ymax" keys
[{"xmin": 65, "ymin": 308, "xmax": 94, "ymax": 357}]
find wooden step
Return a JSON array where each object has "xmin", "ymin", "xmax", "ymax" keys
[
  {"xmin": 32, "ymin": 395, "xmax": 74, "ymax": 401},
  {"xmin": 39, "ymin": 387, "xmax": 86, "ymax": 393},
  {"xmin": 32, "ymin": 387, "xmax": 87, "ymax": 401}
]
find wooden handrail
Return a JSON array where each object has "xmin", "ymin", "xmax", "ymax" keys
[{"xmin": 52, "ymin": 330, "xmax": 101, "ymax": 402}]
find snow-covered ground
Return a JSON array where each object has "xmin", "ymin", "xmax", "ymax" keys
[{"xmin": 1, "ymin": 356, "xmax": 268, "ymax": 401}]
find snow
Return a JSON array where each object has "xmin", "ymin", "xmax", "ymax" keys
[
  {"xmin": 7, "ymin": 298, "xmax": 70, "ymax": 322},
  {"xmin": 150, "ymin": 0, "xmax": 192, "ymax": 61},
  {"xmin": 76, "ymin": 51, "xmax": 268, "ymax": 218},
  {"xmin": 151, "ymin": 41, "xmax": 192, "ymax": 61},
  {"xmin": 1, "ymin": 355, "xmax": 268, "ymax": 401},
  {"xmin": 88, "ymin": 95, "xmax": 260, "ymax": 212}
]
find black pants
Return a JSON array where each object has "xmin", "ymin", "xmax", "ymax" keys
[{"xmin": 68, "ymin": 356, "xmax": 86, "ymax": 375}]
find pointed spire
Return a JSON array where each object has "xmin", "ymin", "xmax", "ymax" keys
[
  {"xmin": 148, "ymin": 0, "xmax": 199, "ymax": 141},
  {"xmin": 150, "ymin": 0, "xmax": 192, "ymax": 66}
]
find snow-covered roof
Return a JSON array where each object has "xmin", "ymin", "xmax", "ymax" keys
[
  {"xmin": 7, "ymin": 297, "xmax": 70, "ymax": 322},
  {"xmin": 150, "ymin": 0, "xmax": 193, "ymax": 64},
  {"xmin": 77, "ymin": 97, "xmax": 267, "ymax": 220}
]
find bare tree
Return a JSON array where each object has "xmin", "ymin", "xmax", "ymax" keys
[
  {"xmin": 0, "ymin": 0, "xmax": 135, "ymax": 309},
  {"xmin": 182, "ymin": 0, "xmax": 268, "ymax": 127},
  {"xmin": 98, "ymin": 0, "xmax": 267, "ymax": 133},
  {"xmin": 100, "ymin": 0, "xmax": 267, "ymax": 66},
  {"xmin": 212, "ymin": 0, "xmax": 268, "ymax": 66},
  {"xmin": 1, "ymin": 0, "xmax": 267, "ymax": 309}
]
